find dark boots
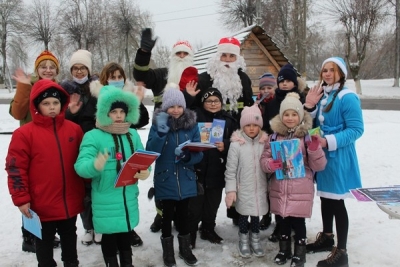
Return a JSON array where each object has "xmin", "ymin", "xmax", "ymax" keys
[
  {"xmin": 274, "ymin": 236, "xmax": 292, "ymax": 265},
  {"xmin": 22, "ymin": 236, "xmax": 36, "ymax": 253},
  {"xmin": 63, "ymin": 260, "xmax": 79, "ymax": 267},
  {"xmin": 268, "ymin": 221, "xmax": 280, "ymax": 242},
  {"xmin": 291, "ymin": 239, "xmax": 307, "ymax": 267},
  {"xmin": 200, "ymin": 228, "xmax": 223, "ymax": 244},
  {"xmin": 259, "ymin": 212, "xmax": 272, "ymax": 230},
  {"xmin": 190, "ymin": 231, "xmax": 197, "ymax": 249},
  {"xmin": 119, "ymin": 250, "xmax": 133, "ymax": 267},
  {"xmin": 317, "ymin": 247, "xmax": 349, "ymax": 267},
  {"xmin": 104, "ymin": 256, "xmax": 119, "ymax": 267},
  {"xmin": 151, "ymin": 213, "xmax": 162, "ymax": 233},
  {"xmin": 178, "ymin": 234, "xmax": 198, "ymax": 266},
  {"xmin": 161, "ymin": 235, "xmax": 176, "ymax": 267},
  {"xmin": 130, "ymin": 230, "xmax": 143, "ymax": 247},
  {"xmin": 306, "ymin": 232, "xmax": 335, "ymax": 253}
]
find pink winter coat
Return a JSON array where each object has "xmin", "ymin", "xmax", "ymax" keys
[{"xmin": 260, "ymin": 112, "xmax": 326, "ymax": 218}]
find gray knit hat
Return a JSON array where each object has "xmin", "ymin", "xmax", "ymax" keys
[{"xmin": 161, "ymin": 83, "xmax": 186, "ymax": 111}]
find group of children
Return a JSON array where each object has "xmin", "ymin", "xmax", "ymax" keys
[{"xmin": 5, "ymin": 51, "xmax": 363, "ymax": 267}]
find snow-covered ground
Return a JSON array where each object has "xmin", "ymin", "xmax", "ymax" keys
[{"xmin": 0, "ymin": 79, "xmax": 400, "ymax": 266}]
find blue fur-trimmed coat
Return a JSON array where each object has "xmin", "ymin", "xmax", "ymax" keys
[{"xmin": 146, "ymin": 109, "xmax": 203, "ymax": 201}]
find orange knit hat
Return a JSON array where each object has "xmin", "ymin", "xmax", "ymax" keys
[{"xmin": 34, "ymin": 50, "xmax": 60, "ymax": 73}]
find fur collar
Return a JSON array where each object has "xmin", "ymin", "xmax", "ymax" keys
[
  {"xmin": 153, "ymin": 108, "xmax": 197, "ymax": 131},
  {"xmin": 230, "ymin": 129, "xmax": 268, "ymax": 145},
  {"xmin": 90, "ymin": 79, "xmax": 138, "ymax": 98},
  {"xmin": 270, "ymin": 111, "xmax": 313, "ymax": 137}
]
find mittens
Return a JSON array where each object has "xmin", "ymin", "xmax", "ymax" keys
[
  {"xmin": 134, "ymin": 169, "xmax": 150, "ymax": 180},
  {"xmin": 307, "ymin": 135, "xmax": 320, "ymax": 151},
  {"xmin": 60, "ymin": 79, "xmax": 80, "ymax": 95},
  {"xmin": 225, "ymin": 191, "xmax": 237, "ymax": 208},
  {"xmin": 156, "ymin": 112, "xmax": 170, "ymax": 134},
  {"xmin": 140, "ymin": 28, "xmax": 157, "ymax": 52},
  {"xmin": 268, "ymin": 159, "xmax": 283, "ymax": 171},
  {"xmin": 94, "ymin": 148, "xmax": 109, "ymax": 171},
  {"xmin": 175, "ymin": 147, "xmax": 191, "ymax": 162}
]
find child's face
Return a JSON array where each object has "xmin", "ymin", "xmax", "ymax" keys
[
  {"xmin": 322, "ymin": 62, "xmax": 341, "ymax": 85},
  {"xmin": 108, "ymin": 70, "xmax": 124, "ymax": 82},
  {"xmin": 167, "ymin": 105, "xmax": 184, "ymax": 118},
  {"xmin": 278, "ymin": 80, "xmax": 295, "ymax": 91},
  {"xmin": 203, "ymin": 96, "xmax": 222, "ymax": 113},
  {"xmin": 282, "ymin": 109, "xmax": 300, "ymax": 128},
  {"xmin": 108, "ymin": 108, "xmax": 126, "ymax": 123},
  {"xmin": 243, "ymin": 124, "xmax": 260, "ymax": 138},
  {"xmin": 260, "ymin": 86, "xmax": 276, "ymax": 97},
  {"xmin": 37, "ymin": 60, "xmax": 57, "ymax": 81},
  {"xmin": 38, "ymin": 97, "xmax": 61, "ymax": 118}
]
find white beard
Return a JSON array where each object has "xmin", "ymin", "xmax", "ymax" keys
[
  {"xmin": 207, "ymin": 57, "xmax": 245, "ymax": 111},
  {"xmin": 167, "ymin": 55, "xmax": 193, "ymax": 84}
]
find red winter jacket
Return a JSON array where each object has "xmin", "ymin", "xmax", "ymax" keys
[{"xmin": 6, "ymin": 80, "xmax": 85, "ymax": 222}]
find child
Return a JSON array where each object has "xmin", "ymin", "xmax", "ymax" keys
[
  {"xmin": 260, "ymin": 92, "xmax": 327, "ymax": 267},
  {"xmin": 304, "ymin": 57, "xmax": 364, "ymax": 267},
  {"xmin": 224, "ymin": 104, "xmax": 269, "ymax": 258},
  {"xmin": 6, "ymin": 79, "xmax": 85, "ymax": 267},
  {"xmin": 188, "ymin": 87, "xmax": 238, "ymax": 248},
  {"xmin": 146, "ymin": 84, "xmax": 203, "ymax": 267},
  {"xmin": 74, "ymin": 85, "xmax": 149, "ymax": 267}
]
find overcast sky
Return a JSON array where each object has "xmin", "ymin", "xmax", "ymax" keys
[{"xmin": 136, "ymin": 0, "xmax": 228, "ymax": 50}]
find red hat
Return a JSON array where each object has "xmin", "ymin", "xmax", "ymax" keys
[
  {"xmin": 179, "ymin": 67, "xmax": 198, "ymax": 91},
  {"xmin": 217, "ymin": 37, "xmax": 241, "ymax": 56},
  {"xmin": 172, "ymin": 40, "xmax": 193, "ymax": 56}
]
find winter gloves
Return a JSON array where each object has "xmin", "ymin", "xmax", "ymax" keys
[
  {"xmin": 94, "ymin": 149, "xmax": 109, "ymax": 171},
  {"xmin": 268, "ymin": 159, "xmax": 283, "ymax": 171},
  {"xmin": 225, "ymin": 192, "xmax": 237, "ymax": 208},
  {"xmin": 175, "ymin": 147, "xmax": 191, "ymax": 162},
  {"xmin": 134, "ymin": 169, "xmax": 150, "ymax": 180},
  {"xmin": 307, "ymin": 135, "xmax": 321, "ymax": 151},
  {"xmin": 156, "ymin": 112, "xmax": 170, "ymax": 134},
  {"xmin": 140, "ymin": 28, "xmax": 157, "ymax": 52}
]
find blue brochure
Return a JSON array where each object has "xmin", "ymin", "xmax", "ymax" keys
[{"xmin": 23, "ymin": 209, "xmax": 42, "ymax": 239}]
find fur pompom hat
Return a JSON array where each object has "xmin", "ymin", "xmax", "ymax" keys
[
  {"xmin": 34, "ymin": 50, "xmax": 60, "ymax": 73},
  {"xmin": 279, "ymin": 92, "xmax": 304, "ymax": 122},
  {"xmin": 96, "ymin": 85, "xmax": 140, "ymax": 126},
  {"xmin": 240, "ymin": 104, "xmax": 263, "ymax": 129}
]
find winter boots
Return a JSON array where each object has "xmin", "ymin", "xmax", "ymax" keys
[
  {"xmin": 63, "ymin": 260, "xmax": 80, "ymax": 267},
  {"xmin": 22, "ymin": 236, "xmax": 36, "ymax": 253},
  {"xmin": 104, "ymin": 256, "xmax": 119, "ymax": 267},
  {"xmin": 200, "ymin": 228, "xmax": 223, "ymax": 244},
  {"xmin": 290, "ymin": 239, "xmax": 307, "ymax": 267},
  {"xmin": 306, "ymin": 232, "xmax": 335, "ymax": 253},
  {"xmin": 274, "ymin": 236, "xmax": 292, "ymax": 265},
  {"xmin": 81, "ymin": 229, "xmax": 94, "ymax": 245},
  {"xmin": 249, "ymin": 232, "xmax": 265, "ymax": 257},
  {"xmin": 317, "ymin": 247, "xmax": 349, "ymax": 267},
  {"xmin": 259, "ymin": 212, "xmax": 272, "ymax": 230},
  {"xmin": 130, "ymin": 230, "xmax": 143, "ymax": 247},
  {"xmin": 190, "ymin": 231, "xmax": 197, "ymax": 249},
  {"xmin": 151, "ymin": 213, "xmax": 162, "ymax": 233},
  {"xmin": 161, "ymin": 235, "xmax": 176, "ymax": 267},
  {"xmin": 119, "ymin": 250, "xmax": 134, "ymax": 267},
  {"xmin": 238, "ymin": 232, "xmax": 251, "ymax": 258},
  {"xmin": 178, "ymin": 234, "xmax": 198, "ymax": 266}
]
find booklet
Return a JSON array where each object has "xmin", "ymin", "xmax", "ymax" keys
[
  {"xmin": 355, "ymin": 186, "xmax": 400, "ymax": 202},
  {"xmin": 178, "ymin": 140, "xmax": 216, "ymax": 152},
  {"xmin": 270, "ymin": 138, "xmax": 305, "ymax": 180},
  {"xmin": 23, "ymin": 209, "xmax": 42, "ymax": 239},
  {"xmin": 114, "ymin": 149, "xmax": 160, "ymax": 188},
  {"xmin": 197, "ymin": 119, "xmax": 225, "ymax": 144}
]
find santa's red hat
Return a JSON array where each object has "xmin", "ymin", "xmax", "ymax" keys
[
  {"xmin": 179, "ymin": 66, "xmax": 198, "ymax": 91},
  {"xmin": 217, "ymin": 37, "xmax": 241, "ymax": 56},
  {"xmin": 172, "ymin": 40, "xmax": 193, "ymax": 56}
]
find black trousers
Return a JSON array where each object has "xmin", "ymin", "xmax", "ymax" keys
[
  {"xmin": 160, "ymin": 198, "xmax": 190, "ymax": 237},
  {"xmin": 80, "ymin": 184, "xmax": 93, "ymax": 230},
  {"xmin": 188, "ymin": 187, "xmax": 223, "ymax": 232},
  {"xmin": 280, "ymin": 216, "xmax": 306, "ymax": 242},
  {"xmin": 36, "ymin": 216, "xmax": 78, "ymax": 267},
  {"xmin": 101, "ymin": 232, "xmax": 131, "ymax": 257}
]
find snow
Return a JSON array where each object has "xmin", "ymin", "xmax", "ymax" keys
[{"xmin": 1, "ymin": 79, "xmax": 400, "ymax": 266}]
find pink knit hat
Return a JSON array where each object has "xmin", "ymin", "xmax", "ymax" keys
[{"xmin": 240, "ymin": 104, "xmax": 263, "ymax": 129}]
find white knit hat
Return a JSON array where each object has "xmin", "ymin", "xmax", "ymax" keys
[
  {"xmin": 69, "ymin": 49, "xmax": 92, "ymax": 74},
  {"xmin": 171, "ymin": 40, "xmax": 193, "ymax": 56},
  {"xmin": 322, "ymin": 57, "xmax": 347, "ymax": 78},
  {"xmin": 279, "ymin": 92, "xmax": 304, "ymax": 122}
]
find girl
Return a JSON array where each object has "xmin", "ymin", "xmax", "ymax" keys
[
  {"xmin": 188, "ymin": 87, "xmax": 238, "ymax": 248},
  {"xmin": 224, "ymin": 104, "xmax": 268, "ymax": 258},
  {"xmin": 6, "ymin": 79, "xmax": 84, "ymax": 267},
  {"xmin": 260, "ymin": 92, "xmax": 327, "ymax": 267},
  {"xmin": 9, "ymin": 50, "xmax": 61, "ymax": 253},
  {"xmin": 304, "ymin": 57, "xmax": 364, "ymax": 267},
  {"xmin": 146, "ymin": 85, "xmax": 203, "ymax": 267},
  {"xmin": 74, "ymin": 85, "xmax": 149, "ymax": 267}
]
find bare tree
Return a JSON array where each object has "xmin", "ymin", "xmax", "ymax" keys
[
  {"xmin": 324, "ymin": 0, "xmax": 389, "ymax": 94},
  {"xmin": 152, "ymin": 43, "xmax": 171, "ymax": 68},
  {"xmin": 218, "ymin": 0, "xmax": 257, "ymax": 31},
  {"xmin": 23, "ymin": 0, "xmax": 57, "ymax": 50},
  {"xmin": 0, "ymin": 0, "xmax": 23, "ymax": 88}
]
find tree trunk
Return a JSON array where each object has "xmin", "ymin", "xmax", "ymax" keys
[
  {"xmin": 354, "ymin": 78, "xmax": 362, "ymax": 95},
  {"xmin": 394, "ymin": 0, "xmax": 400, "ymax": 87}
]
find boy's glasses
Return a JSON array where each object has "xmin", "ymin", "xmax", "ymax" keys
[
  {"xmin": 72, "ymin": 66, "xmax": 87, "ymax": 72},
  {"xmin": 204, "ymin": 100, "xmax": 221, "ymax": 105}
]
